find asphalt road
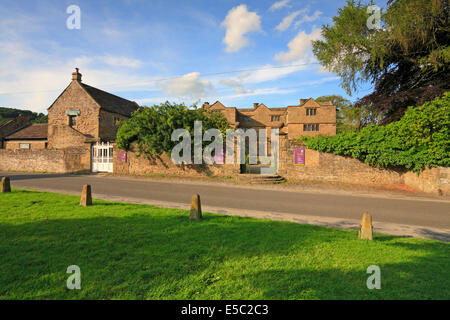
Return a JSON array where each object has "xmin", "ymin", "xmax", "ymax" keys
[{"xmin": 4, "ymin": 172, "xmax": 450, "ymax": 231}]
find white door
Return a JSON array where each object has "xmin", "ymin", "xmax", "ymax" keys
[{"xmin": 92, "ymin": 142, "xmax": 113, "ymax": 173}]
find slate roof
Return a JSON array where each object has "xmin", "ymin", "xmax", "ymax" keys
[
  {"xmin": 5, "ymin": 124, "xmax": 48, "ymax": 140},
  {"xmin": 81, "ymin": 83, "xmax": 139, "ymax": 117}
]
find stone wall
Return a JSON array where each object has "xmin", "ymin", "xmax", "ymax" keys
[
  {"xmin": 4, "ymin": 140, "xmax": 47, "ymax": 150},
  {"xmin": 278, "ymin": 138, "xmax": 449, "ymax": 196},
  {"xmin": 48, "ymin": 125, "xmax": 94, "ymax": 149},
  {"xmin": 0, "ymin": 146, "xmax": 91, "ymax": 173},
  {"xmin": 47, "ymin": 80, "xmax": 100, "ymax": 139},
  {"xmin": 113, "ymin": 145, "xmax": 240, "ymax": 177},
  {"xmin": 403, "ymin": 167, "xmax": 450, "ymax": 196}
]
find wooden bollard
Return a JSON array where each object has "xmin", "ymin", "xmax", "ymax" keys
[
  {"xmin": 80, "ymin": 184, "xmax": 92, "ymax": 207},
  {"xmin": 190, "ymin": 194, "xmax": 202, "ymax": 220},
  {"xmin": 0, "ymin": 177, "xmax": 11, "ymax": 193},
  {"xmin": 358, "ymin": 212, "xmax": 373, "ymax": 240}
]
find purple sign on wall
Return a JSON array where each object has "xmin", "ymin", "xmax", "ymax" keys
[
  {"xmin": 214, "ymin": 148, "xmax": 224, "ymax": 164},
  {"xmin": 294, "ymin": 148, "xmax": 305, "ymax": 165},
  {"xmin": 119, "ymin": 151, "xmax": 127, "ymax": 162}
]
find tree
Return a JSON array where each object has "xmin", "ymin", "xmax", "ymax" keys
[
  {"xmin": 312, "ymin": 0, "xmax": 449, "ymax": 122},
  {"xmin": 316, "ymin": 94, "xmax": 382, "ymax": 132},
  {"xmin": 0, "ymin": 107, "xmax": 48, "ymax": 124},
  {"xmin": 116, "ymin": 102, "xmax": 230, "ymax": 158}
]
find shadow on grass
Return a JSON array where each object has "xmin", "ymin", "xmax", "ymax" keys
[{"xmin": 0, "ymin": 192, "xmax": 449, "ymax": 299}]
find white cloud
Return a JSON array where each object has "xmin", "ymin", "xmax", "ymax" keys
[
  {"xmin": 275, "ymin": 10, "xmax": 306, "ymax": 31},
  {"xmin": 238, "ymin": 63, "xmax": 311, "ymax": 84},
  {"xmin": 221, "ymin": 5, "xmax": 262, "ymax": 53},
  {"xmin": 0, "ymin": 40, "xmax": 158, "ymax": 111},
  {"xmin": 294, "ymin": 10, "xmax": 322, "ymax": 28},
  {"xmin": 101, "ymin": 27, "xmax": 126, "ymax": 40},
  {"xmin": 217, "ymin": 87, "xmax": 296, "ymax": 100},
  {"xmin": 163, "ymin": 72, "xmax": 212, "ymax": 98},
  {"xmin": 269, "ymin": 0, "xmax": 291, "ymax": 12},
  {"xmin": 274, "ymin": 27, "xmax": 322, "ymax": 63},
  {"xmin": 103, "ymin": 56, "xmax": 142, "ymax": 68},
  {"xmin": 220, "ymin": 79, "xmax": 249, "ymax": 94}
]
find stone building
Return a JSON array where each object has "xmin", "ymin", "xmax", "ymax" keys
[
  {"xmin": 202, "ymin": 98, "xmax": 336, "ymax": 139},
  {"xmin": 0, "ymin": 114, "xmax": 32, "ymax": 148},
  {"xmin": 1, "ymin": 69, "xmax": 335, "ymax": 175},
  {"xmin": 2, "ymin": 69, "xmax": 139, "ymax": 172}
]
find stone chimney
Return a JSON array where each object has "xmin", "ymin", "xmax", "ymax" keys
[
  {"xmin": 300, "ymin": 99, "xmax": 307, "ymax": 105},
  {"xmin": 203, "ymin": 102, "xmax": 210, "ymax": 109},
  {"xmin": 253, "ymin": 103, "xmax": 259, "ymax": 109},
  {"xmin": 72, "ymin": 68, "xmax": 82, "ymax": 82}
]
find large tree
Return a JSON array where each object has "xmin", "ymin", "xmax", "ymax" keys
[
  {"xmin": 316, "ymin": 95, "xmax": 382, "ymax": 132},
  {"xmin": 313, "ymin": 0, "xmax": 449, "ymax": 122}
]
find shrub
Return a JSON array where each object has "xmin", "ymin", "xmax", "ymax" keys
[
  {"xmin": 116, "ymin": 102, "xmax": 230, "ymax": 157},
  {"xmin": 300, "ymin": 93, "xmax": 450, "ymax": 173}
]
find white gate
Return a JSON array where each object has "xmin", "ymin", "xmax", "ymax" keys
[{"xmin": 92, "ymin": 142, "xmax": 113, "ymax": 173}]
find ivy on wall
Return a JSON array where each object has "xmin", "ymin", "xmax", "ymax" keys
[{"xmin": 300, "ymin": 93, "xmax": 450, "ymax": 173}]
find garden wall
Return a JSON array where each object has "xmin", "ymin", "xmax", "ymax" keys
[
  {"xmin": 0, "ymin": 146, "xmax": 91, "ymax": 173},
  {"xmin": 279, "ymin": 139, "xmax": 449, "ymax": 196},
  {"xmin": 113, "ymin": 138, "xmax": 449, "ymax": 195},
  {"xmin": 113, "ymin": 145, "xmax": 240, "ymax": 178}
]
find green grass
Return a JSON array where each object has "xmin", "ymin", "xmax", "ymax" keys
[{"xmin": 0, "ymin": 189, "xmax": 448, "ymax": 300}]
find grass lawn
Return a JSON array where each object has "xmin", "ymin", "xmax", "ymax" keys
[{"xmin": 0, "ymin": 189, "xmax": 448, "ymax": 300}]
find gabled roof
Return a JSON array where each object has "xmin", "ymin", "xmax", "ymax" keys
[
  {"xmin": 209, "ymin": 101, "xmax": 227, "ymax": 109},
  {"xmin": 5, "ymin": 124, "xmax": 48, "ymax": 140},
  {"xmin": 80, "ymin": 83, "xmax": 139, "ymax": 117},
  {"xmin": 48, "ymin": 80, "xmax": 139, "ymax": 118},
  {"xmin": 299, "ymin": 97, "xmax": 323, "ymax": 108}
]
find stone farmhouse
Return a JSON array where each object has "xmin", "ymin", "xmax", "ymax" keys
[
  {"xmin": 1, "ymin": 69, "xmax": 139, "ymax": 173},
  {"xmin": 202, "ymin": 99, "xmax": 336, "ymax": 140}
]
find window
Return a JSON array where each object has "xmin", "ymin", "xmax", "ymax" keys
[
  {"xmin": 69, "ymin": 115, "xmax": 77, "ymax": 127},
  {"xmin": 306, "ymin": 108, "xmax": 317, "ymax": 116},
  {"xmin": 271, "ymin": 115, "xmax": 281, "ymax": 122},
  {"xmin": 19, "ymin": 143, "xmax": 30, "ymax": 149},
  {"xmin": 303, "ymin": 124, "xmax": 319, "ymax": 131}
]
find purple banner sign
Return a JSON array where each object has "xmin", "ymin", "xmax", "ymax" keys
[
  {"xmin": 294, "ymin": 148, "xmax": 305, "ymax": 165},
  {"xmin": 214, "ymin": 149, "xmax": 224, "ymax": 164},
  {"xmin": 119, "ymin": 151, "xmax": 127, "ymax": 162}
]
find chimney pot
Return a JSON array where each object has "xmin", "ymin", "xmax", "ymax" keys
[
  {"xmin": 253, "ymin": 103, "xmax": 259, "ymax": 108},
  {"xmin": 72, "ymin": 68, "xmax": 82, "ymax": 82}
]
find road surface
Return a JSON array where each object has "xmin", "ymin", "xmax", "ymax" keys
[{"xmin": 3, "ymin": 172, "xmax": 450, "ymax": 241}]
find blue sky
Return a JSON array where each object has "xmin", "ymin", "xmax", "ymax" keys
[{"xmin": 0, "ymin": 0, "xmax": 378, "ymax": 113}]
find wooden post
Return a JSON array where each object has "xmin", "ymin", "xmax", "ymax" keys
[
  {"xmin": 190, "ymin": 194, "xmax": 202, "ymax": 220},
  {"xmin": 0, "ymin": 177, "xmax": 11, "ymax": 193},
  {"xmin": 80, "ymin": 184, "xmax": 92, "ymax": 206},
  {"xmin": 358, "ymin": 212, "xmax": 373, "ymax": 240}
]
